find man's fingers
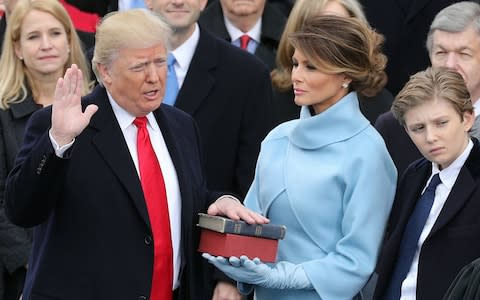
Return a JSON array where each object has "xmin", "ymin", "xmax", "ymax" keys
[
  {"xmin": 206, "ymin": 203, "xmax": 220, "ymax": 215},
  {"xmin": 83, "ymin": 105, "xmax": 98, "ymax": 121},
  {"xmin": 74, "ymin": 68, "xmax": 84, "ymax": 96},
  {"xmin": 54, "ymin": 78, "xmax": 65, "ymax": 101},
  {"xmin": 234, "ymin": 210, "xmax": 269, "ymax": 225}
]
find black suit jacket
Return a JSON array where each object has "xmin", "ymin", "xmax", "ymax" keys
[
  {"xmin": 362, "ymin": 0, "xmax": 462, "ymax": 95},
  {"xmin": 374, "ymin": 111, "xmax": 422, "ymax": 177},
  {"xmin": 199, "ymin": 2, "xmax": 286, "ymax": 71},
  {"xmin": 0, "ymin": 97, "xmax": 39, "ymax": 280},
  {"xmin": 64, "ymin": 0, "xmax": 113, "ymax": 16},
  {"xmin": 174, "ymin": 28, "xmax": 274, "ymax": 198},
  {"xmin": 5, "ymin": 86, "xmax": 219, "ymax": 300},
  {"xmin": 374, "ymin": 138, "xmax": 480, "ymax": 299}
]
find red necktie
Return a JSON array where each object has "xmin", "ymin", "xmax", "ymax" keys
[
  {"xmin": 133, "ymin": 117, "xmax": 173, "ymax": 300},
  {"xmin": 240, "ymin": 34, "xmax": 251, "ymax": 50}
]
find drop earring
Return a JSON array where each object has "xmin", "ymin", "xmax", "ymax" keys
[{"xmin": 342, "ymin": 82, "xmax": 349, "ymax": 89}]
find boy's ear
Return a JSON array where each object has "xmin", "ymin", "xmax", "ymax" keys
[{"xmin": 463, "ymin": 111, "xmax": 475, "ymax": 132}]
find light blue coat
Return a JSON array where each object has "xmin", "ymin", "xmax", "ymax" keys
[{"xmin": 244, "ymin": 93, "xmax": 397, "ymax": 299}]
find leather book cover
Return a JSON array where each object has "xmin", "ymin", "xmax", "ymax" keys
[
  {"xmin": 197, "ymin": 213, "xmax": 286, "ymax": 240},
  {"xmin": 198, "ymin": 229, "xmax": 279, "ymax": 262}
]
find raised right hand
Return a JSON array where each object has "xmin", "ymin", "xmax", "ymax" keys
[{"xmin": 51, "ymin": 64, "xmax": 98, "ymax": 146}]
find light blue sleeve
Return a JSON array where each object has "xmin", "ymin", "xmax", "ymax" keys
[{"xmin": 302, "ymin": 144, "xmax": 397, "ymax": 299}]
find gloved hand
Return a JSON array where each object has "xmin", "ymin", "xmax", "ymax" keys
[{"xmin": 202, "ymin": 253, "xmax": 313, "ymax": 290}]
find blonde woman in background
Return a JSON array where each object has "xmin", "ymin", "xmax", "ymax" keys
[
  {"xmin": 0, "ymin": 0, "xmax": 91, "ymax": 298},
  {"xmin": 272, "ymin": 0, "xmax": 393, "ymax": 124}
]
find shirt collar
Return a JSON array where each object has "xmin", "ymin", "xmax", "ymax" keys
[
  {"xmin": 473, "ymin": 98, "xmax": 480, "ymax": 117},
  {"xmin": 223, "ymin": 15, "xmax": 262, "ymax": 43},
  {"xmin": 431, "ymin": 138, "xmax": 473, "ymax": 189},
  {"xmin": 171, "ymin": 23, "xmax": 200, "ymax": 71}
]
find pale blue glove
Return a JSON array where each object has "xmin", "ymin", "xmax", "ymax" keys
[{"xmin": 202, "ymin": 253, "xmax": 313, "ymax": 290}]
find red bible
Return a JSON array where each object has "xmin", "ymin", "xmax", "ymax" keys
[{"xmin": 198, "ymin": 229, "xmax": 279, "ymax": 262}]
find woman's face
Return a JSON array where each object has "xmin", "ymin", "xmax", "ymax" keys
[
  {"xmin": 15, "ymin": 9, "xmax": 70, "ymax": 80},
  {"xmin": 291, "ymin": 48, "xmax": 349, "ymax": 114}
]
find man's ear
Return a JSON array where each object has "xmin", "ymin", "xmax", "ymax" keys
[{"xmin": 97, "ymin": 63, "xmax": 112, "ymax": 86}]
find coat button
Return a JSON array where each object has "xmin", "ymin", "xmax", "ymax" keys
[
  {"xmin": 144, "ymin": 235, "xmax": 152, "ymax": 245},
  {"xmin": 138, "ymin": 296, "xmax": 147, "ymax": 300}
]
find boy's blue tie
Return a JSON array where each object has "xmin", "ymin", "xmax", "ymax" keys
[{"xmin": 383, "ymin": 173, "xmax": 442, "ymax": 299}]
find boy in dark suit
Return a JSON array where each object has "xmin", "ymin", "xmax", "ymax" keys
[{"xmin": 374, "ymin": 67, "xmax": 480, "ymax": 299}]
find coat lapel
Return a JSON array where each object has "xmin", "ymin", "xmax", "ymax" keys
[
  {"xmin": 152, "ymin": 106, "xmax": 195, "ymax": 274},
  {"xmin": 387, "ymin": 165, "xmax": 430, "ymax": 245},
  {"xmin": 376, "ymin": 161, "xmax": 429, "ymax": 291},
  {"xmin": 405, "ymin": 0, "xmax": 434, "ymax": 22},
  {"xmin": 199, "ymin": 2, "xmax": 231, "ymax": 41},
  {"xmin": 254, "ymin": 3, "xmax": 285, "ymax": 70},
  {"xmin": 86, "ymin": 86, "xmax": 150, "ymax": 227},
  {"xmin": 429, "ymin": 169, "xmax": 475, "ymax": 235},
  {"xmin": 430, "ymin": 139, "xmax": 480, "ymax": 235},
  {"xmin": 152, "ymin": 107, "xmax": 193, "ymax": 226},
  {"xmin": 174, "ymin": 28, "xmax": 216, "ymax": 115}
]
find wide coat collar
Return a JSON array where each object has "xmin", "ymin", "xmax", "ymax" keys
[
  {"xmin": 289, "ymin": 92, "xmax": 370, "ymax": 150},
  {"xmin": 9, "ymin": 94, "xmax": 42, "ymax": 120}
]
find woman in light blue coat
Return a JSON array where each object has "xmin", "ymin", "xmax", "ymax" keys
[{"xmin": 204, "ymin": 15, "xmax": 397, "ymax": 299}]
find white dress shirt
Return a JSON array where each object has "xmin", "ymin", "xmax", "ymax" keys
[
  {"xmin": 400, "ymin": 139, "xmax": 474, "ymax": 299},
  {"xmin": 473, "ymin": 98, "xmax": 480, "ymax": 117},
  {"xmin": 170, "ymin": 23, "xmax": 200, "ymax": 89},
  {"xmin": 224, "ymin": 15, "xmax": 261, "ymax": 54}
]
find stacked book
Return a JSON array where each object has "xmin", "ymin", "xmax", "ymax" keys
[{"xmin": 197, "ymin": 213, "xmax": 287, "ymax": 262}]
